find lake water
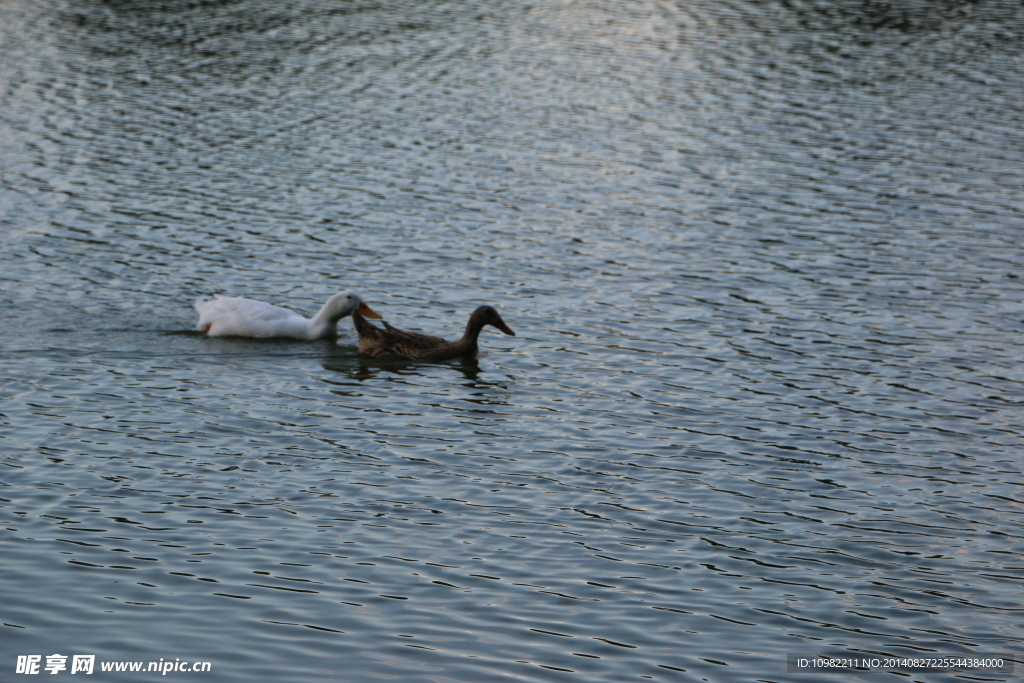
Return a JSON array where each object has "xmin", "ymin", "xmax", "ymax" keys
[{"xmin": 2, "ymin": 0, "xmax": 1024, "ymax": 681}]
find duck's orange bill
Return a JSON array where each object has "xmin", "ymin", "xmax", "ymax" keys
[{"xmin": 358, "ymin": 303, "xmax": 382, "ymax": 319}]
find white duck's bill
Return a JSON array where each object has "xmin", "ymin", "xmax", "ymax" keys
[{"xmin": 358, "ymin": 303, "xmax": 382, "ymax": 319}]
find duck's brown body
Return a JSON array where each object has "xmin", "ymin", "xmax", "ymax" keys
[{"xmin": 353, "ymin": 305, "xmax": 515, "ymax": 361}]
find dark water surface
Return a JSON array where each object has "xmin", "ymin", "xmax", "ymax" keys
[{"xmin": 3, "ymin": 0, "xmax": 1024, "ymax": 680}]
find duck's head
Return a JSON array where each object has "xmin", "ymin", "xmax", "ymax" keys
[
  {"xmin": 472, "ymin": 305, "xmax": 515, "ymax": 336},
  {"xmin": 328, "ymin": 291, "xmax": 382, "ymax": 319}
]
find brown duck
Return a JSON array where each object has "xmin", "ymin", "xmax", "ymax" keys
[{"xmin": 353, "ymin": 305, "xmax": 515, "ymax": 361}]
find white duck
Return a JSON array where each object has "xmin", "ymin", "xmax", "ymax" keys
[{"xmin": 195, "ymin": 290, "xmax": 381, "ymax": 339}]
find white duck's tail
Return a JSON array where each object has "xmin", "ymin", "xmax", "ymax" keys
[{"xmin": 194, "ymin": 297, "xmax": 217, "ymax": 333}]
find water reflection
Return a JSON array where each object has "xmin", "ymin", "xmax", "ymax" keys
[{"xmin": 323, "ymin": 353, "xmax": 490, "ymax": 383}]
